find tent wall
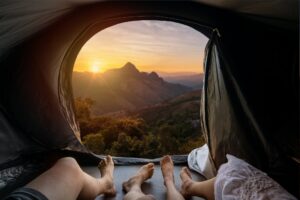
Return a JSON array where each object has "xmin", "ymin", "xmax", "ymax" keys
[
  {"xmin": 0, "ymin": 1, "xmax": 298, "ymax": 197},
  {"xmin": 201, "ymin": 21, "xmax": 299, "ymax": 196}
]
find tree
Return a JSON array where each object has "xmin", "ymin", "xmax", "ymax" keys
[
  {"xmin": 74, "ymin": 97, "xmax": 94, "ymax": 121},
  {"xmin": 82, "ymin": 133, "xmax": 105, "ymax": 154}
]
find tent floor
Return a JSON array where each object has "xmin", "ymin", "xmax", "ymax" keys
[{"xmin": 82, "ymin": 165, "xmax": 205, "ymax": 200}]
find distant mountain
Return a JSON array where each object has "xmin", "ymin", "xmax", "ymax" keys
[
  {"xmin": 161, "ymin": 73, "xmax": 204, "ymax": 89},
  {"xmin": 73, "ymin": 62, "xmax": 191, "ymax": 115},
  {"xmin": 156, "ymin": 71, "xmax": 200, "ymax": 77}
]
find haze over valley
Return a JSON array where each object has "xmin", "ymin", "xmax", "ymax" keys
[{"xmin": 73, "ymin": 62, "xmax": 203, "ymax": 115}]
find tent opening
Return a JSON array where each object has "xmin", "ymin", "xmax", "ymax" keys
[{"xmin": 72, "ymin": 20, "xmax": 209, "ymax": 158}]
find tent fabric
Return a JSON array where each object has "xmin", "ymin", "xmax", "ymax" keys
[
  {"xmin": 0, "ymin": 155, "xmax": 49, "ymax": 197},
  {"xmin": 201, "ymin": 25, "xmax": 299, "ymax": 197},
  {"xmin": 196, "ymin": 0, "xmax": 298, "ymax": 21},
  {"xmin": 0, "ymin": 0, "xmax": 297, "ymax": 58},
  {"xmin": 201, "ymin": 32, "xmax": 271, "ymax": 169},
  {"xmin": 0, "ymin": 0, "xmax": 103, "ymax": 58},
  {"xmin": 0, "ymin": 0, "xmax": 298, "ymax": 198}
]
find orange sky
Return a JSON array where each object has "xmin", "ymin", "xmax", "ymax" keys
[{"xmin": 74, "ymin": 20, "xmax": 208, "ymax": 74}]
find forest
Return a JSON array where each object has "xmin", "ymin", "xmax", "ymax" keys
[{"xmin": 75, "ymin": 96, "xmax": 205, "ymax": 158}]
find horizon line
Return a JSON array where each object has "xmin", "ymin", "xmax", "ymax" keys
[{"xmin": 73, "ymin": 69, "xmax": 203, "ymax": 75}]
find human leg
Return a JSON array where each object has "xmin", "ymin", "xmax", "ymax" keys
[
  {"xmin": 160, "ymin": 156, "xmax": 185, "ymax": 200},
  {"xmin": 122, "ymin": 163, "xmax": 155, "ymax": 200},
  {"xmin": 180, "ymin": 167, "xmax": 215, "ymax": 200},
  {"xmin": 26, "ymin": 156, "xmax": 116, "ymax": 200}
]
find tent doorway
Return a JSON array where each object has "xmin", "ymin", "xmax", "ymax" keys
[{"xmin": 72, "ymin": 20, "xmax": 209, "ymax": 158}]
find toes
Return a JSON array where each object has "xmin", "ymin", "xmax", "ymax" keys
[
  {"xmin": 160, "ymin": 155, "xmax": 168, "ymax": 165},
  {"xmin": 146, "ymin": 163, "xmax": 155, "ymax": 173},
  {"xmin": 180, "ymin": 168, "xmax": 185, "ymax": 178},
  {"xmin": 166, "ymin": 155, "xmax": 173, "ymax": 164},
  {"xmin": 100, "ymin": 158, "xmax": 107, "ymax": 166},
  {"xmin": 107, "ymin": 155, "xmax": 113, "ymax": 164},
  {"xmin": 142, "ymin": 163, "xmax": 154, "ymax": 171},
  {"xmin": 182, "ymin": 167, "xmax": 192, "ymax": 178},
  {"xmin": 147, "ymin": 163, "xmax": 154, "ymax": 169},
  {"xmin": 98, "ymin": 159, "xmax": 104, "ymax": 168},
  {"xmin": 185, "ymin": 168, "xmax": 192, "ymax": 178},
  {"xmin": 122, "ymin": 181, "xmax": 130, "ymax": 192},
  {"xmin": 161, "ymin": 155, "xmax": 172, "ymax": 166},
  {"xmin": 180, "ymin": 167, "xmax": 192, "ymax": 181},
  {"xmin": 148, "ymin": 167, "xmax": 154, "ymax": 177}
]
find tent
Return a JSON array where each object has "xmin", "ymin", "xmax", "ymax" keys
[{"xmin": 0, "ymin": 0, "xmax": 299, "ymax": 198}]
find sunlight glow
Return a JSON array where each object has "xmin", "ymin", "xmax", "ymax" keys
[
  {"xmin": 90, "ymin": 64, "xmax": 101, "ymax": 73},
  {"xmin": 74, "ymin": 20, "xmax": 208, "ymax": 74}
]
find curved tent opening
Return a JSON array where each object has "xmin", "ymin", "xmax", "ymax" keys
[
  {"xmin": 72, "ymin": 20, "xmax": 208, "ymax": 158},
  {"xmin": 0, "ymin": 1, "xmax": 298, "ymax": 199},
  {"xmin": 59, "ymin": 15, "xmax": 214, "ymax": 149}
]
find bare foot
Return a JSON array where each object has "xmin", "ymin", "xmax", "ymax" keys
[
  {"xmin": 160, "ymin": 155, "xmax": 174, "ymax": 186},
  {"xmin": 98, "ymin": 155, "xmax": 116, "ymax": 196},
  {"xmin": 122, "ymin": 163, "xmax": 154, "ymax": 192},
  {"xmin": 180, "ymin": 167, "xmax": 193, "ymax": 198}
]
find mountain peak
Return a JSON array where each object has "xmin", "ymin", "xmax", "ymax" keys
[
  {"xmin": 122, "ymin": 62, "xmax": 139, "ymax": 73},
  {"xmin": 148, "ymin": 71, "xmax": 160, "ymax": 79}
]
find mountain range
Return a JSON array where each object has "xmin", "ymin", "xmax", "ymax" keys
[
  {"xmin": 161, "ymin": 73, "xmax": 204, "ymax": 89},
  {"xmin": 72, "ymin": 62, "xmax": 192, "ymax": 115}
]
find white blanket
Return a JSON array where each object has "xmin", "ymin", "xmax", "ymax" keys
[
  {"xmin": 188, "ymin": 147, "xmax": 297, "ymax": 200},
  {"xmin": 187, "ymin": 144, "xmax": 217, "ymax": 179},
  {"xmin": 215, "ymin": 155, "xmax": 297, "ymax": 200}
]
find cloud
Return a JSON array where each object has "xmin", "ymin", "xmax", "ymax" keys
[{"xmin": 76, "ymin": 20, "xmax": 208, "ymax": 73}]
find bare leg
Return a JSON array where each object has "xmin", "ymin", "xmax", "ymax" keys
[
  {"xmin": 160, "ymin": 156, "xmax": 185, "ymax": 200},
  {"xmin": 26, "ymin": 156, "xmax": 116, "ymax": 200},
  {"xmin": 180, "ymin": 167, "xmax": 215, "ymax": 200},
  {"xmin": 122, "ymin": 163, "xmax": 155, "ymax": 200}
]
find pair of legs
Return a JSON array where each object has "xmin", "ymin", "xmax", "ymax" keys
[
  {"xmin": 123, "ymin": 155, "xmax": 216, "ymax": 200},
  {"xmin": 122, "ymin": 156, "xmax": 183, "ymax": 200},
  {"xmin": 26, "ymin": 156, "xmax": 116, "ymax": 200},
  {"xmin": 25, "ymin": 155, "xmax": 215, "ymax": 200}
]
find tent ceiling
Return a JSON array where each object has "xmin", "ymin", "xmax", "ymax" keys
[
  {"xmin": 0, "ymin": 0, "xmax": 298, "ymax": 57},
  {"xmin": 196, "ymin": 0, "xmax": 299, "ymax": 21}
]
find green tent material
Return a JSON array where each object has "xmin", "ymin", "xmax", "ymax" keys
[{"xmin": 0, "ymin": 1, "xmax": 298, "ymax": 198}]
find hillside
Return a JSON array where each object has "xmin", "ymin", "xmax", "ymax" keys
[
  {"xmin": 161, "ymin": 73, "xmax": 204, "ymax": 89},
  {"xmin": 72, "ymin": 62, "xmax": 191, "ymax": 115},
  {"xmin": 124, "ymin": 89, "xmax": 201, "ymax": 127},
  {"xmin": 76, "ymin": 89, "xmax": 204, "ymax": 157}
]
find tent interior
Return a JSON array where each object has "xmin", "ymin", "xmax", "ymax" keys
[{"xmin": 0, "ymin": 1, "xmax": 299, "ymax": 199}]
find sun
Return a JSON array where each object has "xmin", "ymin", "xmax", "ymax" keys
[{"xmin": 90, "ymin": 64, "xmax": 101, "ymax": 73}]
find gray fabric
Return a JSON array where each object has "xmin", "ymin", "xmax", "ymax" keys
[
  {"xmin": 201, "ymin": 33, "xmax": 270, "ymax": 168},
  {"xmin": 196, "ymin": 0, "xmax": 298, "ymax": 21},
  {"xmin": 0, "ymin": 0, "xmax": 103, "ymax": 57},
  {"xmin": 0, "ymin": 110, "xmax": 42, "ymax": 166},
  {"xmin": 96, "ymin": 155, "xmax": 188, "ymax": 165},
  {"xmin": 3, "ymin": 187, "xmax": 48, "ymax": 200},
  {"xmin": 0, "ymin": 0, "xmax": 297, "ymax": 58}
]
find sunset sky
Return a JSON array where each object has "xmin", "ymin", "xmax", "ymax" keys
[{"xmin": 74, "ymin": 20, "xmax": 208, "ymax": 74}]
